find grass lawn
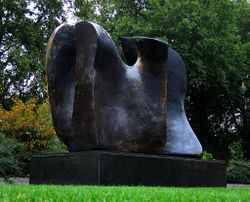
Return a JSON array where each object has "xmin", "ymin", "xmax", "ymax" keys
[{"xmin": 0, "ymin": 185, "xmax": 249, "ymax": 201}]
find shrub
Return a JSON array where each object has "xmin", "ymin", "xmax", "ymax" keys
[
  {"xmin": 227, "ymin": 160, "xmax": 250, "ymax": 184},
  {"xmin": 228, "ymin": 138, "xmax": 243, "ymax": 160},
  {"xmin": 40, "ymin": 136, "xmax": 68, "ymax": 154},
  {"xmin": 202, "ymin": 151, "xmax": 214, "ymax": 160},
  {"xmin": 0, "ymin": 98, "xmax": 56, "ymax": 153},
  {"xmin": 0, "ymin": 134, "xmax": 30, "ymax": 178},
  {"xmin": 0, "ymin": 98, "xmax": 68, "ymax": 177}
]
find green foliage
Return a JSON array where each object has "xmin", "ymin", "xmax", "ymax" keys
[
  {"xmin": 40, "ymin": 136, "xmax": 68, "ymax": 154},
  {"xmin": 229, "ymin": 138, "xmax": 244, "ymax": 160},
  {"xmin": 227, "ymin": 160, "xmax": 250, "ymax": 184},
  {"xmin": 0, "ymin": 0, "xmax": 67, "ymax": 109},
  {"xmin": 0, "ymin": 134, "xmax": 30, "ymax": 178},
  {"xmin": 202, "ymin": 151, "xmax": 214, "ymax": 160},
  {"xmin": 0, "ymin": 185, "xmax": 249, "ymax": 201},
  {"xmin": 74, "ymin": 0, "xmax": 250, "ymax": 160}
]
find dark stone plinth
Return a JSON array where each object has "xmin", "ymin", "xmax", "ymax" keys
[{"xmin": 29, "ymin": 151, "xmax": 226, "ymax": 187}]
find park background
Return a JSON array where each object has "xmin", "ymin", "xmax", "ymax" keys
[{"xmin": 0, "ymin": 0, "xmax": 249, "ymax": 184}]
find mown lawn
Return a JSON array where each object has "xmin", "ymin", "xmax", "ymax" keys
[{"xmin": 0, "ymin": 185, "xmax": 249, "ymax": 201}]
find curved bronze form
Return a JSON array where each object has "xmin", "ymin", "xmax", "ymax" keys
[
  {"xmin": 119, "ymin": 37, "xmax": 202, "ymax": 157},
  {"xmin": 46, "ymin": 20, "xmax": 202, "ymax": 157},
  {"xmin": 46, "ymin": 21, "xmax": 167, "ymax": 153}
]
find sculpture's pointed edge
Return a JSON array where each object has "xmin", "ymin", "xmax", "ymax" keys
[{"xmin": 46, "ymin": 24, "xmax": 76, "ymax": 146}]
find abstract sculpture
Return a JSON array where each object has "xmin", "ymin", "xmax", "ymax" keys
[{"xmin": 46, "ymin": 21, "xmax": 202, "ymax": 157}]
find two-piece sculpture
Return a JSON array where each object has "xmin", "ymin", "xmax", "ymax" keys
[
  {"xmin": 46, "ymin": 20, "xmax": 202, "ymax": 157},
  {"xmin": 29, "ymin": 21, "xmax": 226, "ymax": 187}
]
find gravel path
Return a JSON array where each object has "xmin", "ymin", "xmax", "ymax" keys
[{"xmin": 0, "ymin": 178, "xmax": 29, "ymax": 185}]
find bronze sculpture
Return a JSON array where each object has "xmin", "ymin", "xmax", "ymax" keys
[{"xmin": 46, "ymin": 21, "xmax": 202, "ymax": 157}]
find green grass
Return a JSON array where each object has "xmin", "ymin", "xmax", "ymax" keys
[{"xmin": 0, "ymin": 185, "xmax": 249, "ymax": 201}]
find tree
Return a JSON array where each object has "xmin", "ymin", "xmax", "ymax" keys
[
  {"xmin": 0, "ymin": 0, "xmax": 67, "ymax": 109},
  {"xmin": 73, "ymin": 0, "xmax": 250, "ymax": 160},
  {"xmin": 236, "ymin": 0, "xmax": 250, "ymax": 160}
]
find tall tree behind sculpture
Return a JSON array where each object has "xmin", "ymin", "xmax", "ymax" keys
[{"xmin": 0, "ymin": 0, "xmax": 66, "ymax": 109}]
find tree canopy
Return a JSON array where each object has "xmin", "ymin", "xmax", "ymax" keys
[{"xmin": 0, "ymin": 0, "xmax": 67, "ymax": 109}]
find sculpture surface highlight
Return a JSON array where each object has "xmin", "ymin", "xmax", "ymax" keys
[
  {"xmin": 119, "ymin": 37, "xmax": 202, "ymax": 157},
  {"xmin": 46, "ymin": 21, "xmax": 202, "ymax": 157}
]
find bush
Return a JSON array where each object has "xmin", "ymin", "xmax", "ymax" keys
[
  {"xmin": 0, "ymin": 98, "xmax": 56, "ymax": 153},
  {"xmin": 202, "ymin": 151, "xmax": 214, "ymax": 160},
  {"xmin": 0, "ymin": 98, "xmax": 68, "ymax": 177},
  {"xmin": 0, "ymin": 134, "xmax": 30, "ymax": 178},
  {"xmin": 228, "ymin": 138, "xmax": 243, "ymax": 160},
  {"xmin": 227, "ymin": 160, "xmax": 250, "ymax": 184},
  {"xmin": 40, "ymin": 136, "xmax": 68, "ymax": 154}
]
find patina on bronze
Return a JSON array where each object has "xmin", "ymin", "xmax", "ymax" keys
[
  {"xmin": 46, "ymin": 20, "xmax": 202, "ymax": 156},
  {"xmin": 119, "ymin": 37, "xmax": 203, "ymax": 157},
  {"xmin": 46, "ymin": 21, "xmax": 167, "ymax": 153}
]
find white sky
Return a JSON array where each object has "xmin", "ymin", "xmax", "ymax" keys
[{"xmin": 64, "ymin": 2, "xmax": 78, "ymax": 24}]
